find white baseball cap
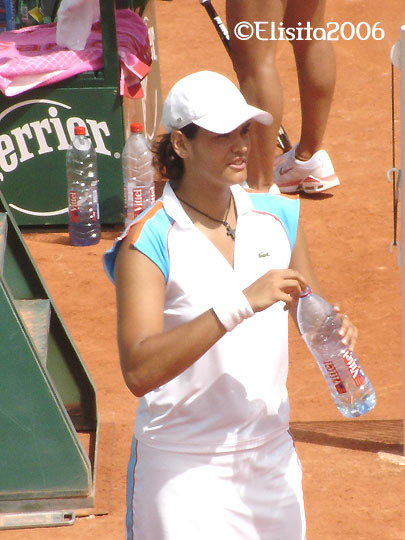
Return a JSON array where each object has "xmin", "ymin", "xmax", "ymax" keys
[{"xmin": 162, "ymin": 71, "xmax": 273, "ymax": 134}]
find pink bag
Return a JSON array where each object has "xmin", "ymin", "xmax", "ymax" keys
[{"xmin": 0, "ymin": 9, "xmax": 151, "ymax": 97}]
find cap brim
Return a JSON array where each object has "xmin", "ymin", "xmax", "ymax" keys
[{"xmin": 193, "ymin": 104, "xmax": 273, "ymax": 134}]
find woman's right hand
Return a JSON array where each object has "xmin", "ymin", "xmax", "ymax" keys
[{"xmin": 243, "ymin": 269, "xmax": 307, "ymax": 313}]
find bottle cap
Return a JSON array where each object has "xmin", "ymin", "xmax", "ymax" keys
[
  {"xmin": 74, "ymin": 125, "xmax": 86, "ymax": 135},
  {"xmin": 299, "ymin": 285, "xmax": 312, "ymax": 298},
  {"xmin": 130, "ymin": 123, "xmax": 143, "ymax": 133}
]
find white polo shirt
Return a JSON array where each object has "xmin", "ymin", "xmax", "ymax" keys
[{"xmin": 104, "ymin": 182, "xmax": 300, "ymax": 453}]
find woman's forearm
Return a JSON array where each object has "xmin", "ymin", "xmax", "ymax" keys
[{"xmin": 119, "ymin": 308, "xmax": 226, "ymax": 397}]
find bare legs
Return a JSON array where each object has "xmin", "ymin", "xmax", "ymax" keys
[
  {"xmin": 285, "ymin": 0, "xmax": 336, "ymax": 161},
  {"xmin": 227, "ymin": 0, "xmax": 285, "ymax": 192},
  {"xmin": 226, "ymin": 0, "xmax": 336, "ymax": 189}
]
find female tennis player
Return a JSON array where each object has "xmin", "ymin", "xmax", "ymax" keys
[{"xmin": 104, "ymin": 71, "xmax": 356, "ymax": 540}]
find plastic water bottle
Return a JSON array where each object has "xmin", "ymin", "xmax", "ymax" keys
[
  {"xmin": 297, "ymin": 287, "xmax": 376, "ymax": 418},
  {"xmin": 122, "ymin": 122, "xmax": 155, "ymax": 227},
  {"xmin": 67, "ymin": 125, "xmax": 101, "ymax": 246}
]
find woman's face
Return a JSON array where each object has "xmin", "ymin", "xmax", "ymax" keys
[{"xmin": 182, "ymin": 122, "xmax": 251, "ymax": 187}]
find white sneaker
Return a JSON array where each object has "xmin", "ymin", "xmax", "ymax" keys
[{"xmin": 273, "ymin": 145, "xmax": 340, "ymax": 194}]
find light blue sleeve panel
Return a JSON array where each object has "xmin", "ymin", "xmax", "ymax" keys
[
  {"xmin": 248, "ymin": 193, "xmax": 300, "ymax": 250},
  {"xmin": 103, "ymin": 204, "xmax": 173, "ymax": 284},
  {"xmin": 133, "ymin": 208, "xmax": 173, "ymax": 282}
]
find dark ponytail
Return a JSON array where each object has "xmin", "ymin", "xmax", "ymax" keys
[{"xmin": 152, "ymin": 123, "xmax": 199, "ymax": 189}]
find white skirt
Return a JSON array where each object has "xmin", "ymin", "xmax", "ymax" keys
[{"xmin": 126, "ymin": 431, "xmax": 306, "ymax": 540}]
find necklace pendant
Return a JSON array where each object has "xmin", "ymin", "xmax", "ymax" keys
[{"xmin": 225, "ymin": 223, "xmax": 236, "ymax": 240}]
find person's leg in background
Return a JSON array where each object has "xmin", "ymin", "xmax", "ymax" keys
[
  {"xmin": 227, "ymin": 0, "xmax": 339, "ymax": 194},
  {"xmin": 226, "ymin": 0, "xmax": 287, "ymax": 192},
  {"xmin": 274, "ymin": 0, "xmax": 339, "ymax": 194},
  {"xmin": 286, "ymin": 0, "xmax": 336, "ymax": 160}
]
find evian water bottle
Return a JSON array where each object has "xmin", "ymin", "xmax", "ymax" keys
[
  {"xmin": 297, "ymin": 287, "xmax": 376, "ymax": 418},
  {"xmin": 122, "ymin": 122, "xmax": 155, "ymax": 227}
]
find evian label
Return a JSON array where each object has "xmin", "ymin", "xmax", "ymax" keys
[
  {"xmin": 324, "ymin": 360, "xmax": 346, "ymax": 394},
  {"xmin": 342, "ymin": 349, "xmax": 365, "ymax": 387}
]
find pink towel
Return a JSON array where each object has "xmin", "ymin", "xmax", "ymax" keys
[{"xmin": 0, "ymin": 9, "xmax": 151, "ymax": 97}]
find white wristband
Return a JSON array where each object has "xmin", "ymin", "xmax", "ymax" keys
[{"xmin": 212, "ymin": 290, "xmax": 254, "ymax": 332}]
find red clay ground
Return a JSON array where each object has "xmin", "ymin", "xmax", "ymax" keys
[{"xmin": 5, "ymin": 1, "xmax": 405, "ymax": 538}]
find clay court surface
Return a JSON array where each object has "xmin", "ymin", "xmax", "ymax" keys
[{"xmin": 4, "ymin": 1, "xmax": 405, "ymax": 538}]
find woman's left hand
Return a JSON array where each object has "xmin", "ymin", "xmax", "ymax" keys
[{"xmin": 334, "ymin": 305, "xmax": 358, "ymax": 351}]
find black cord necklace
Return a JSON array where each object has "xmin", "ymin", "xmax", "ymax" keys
[{"xmin": 176, "ymin": 194, "xmax": 236, "ymax": 240}]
